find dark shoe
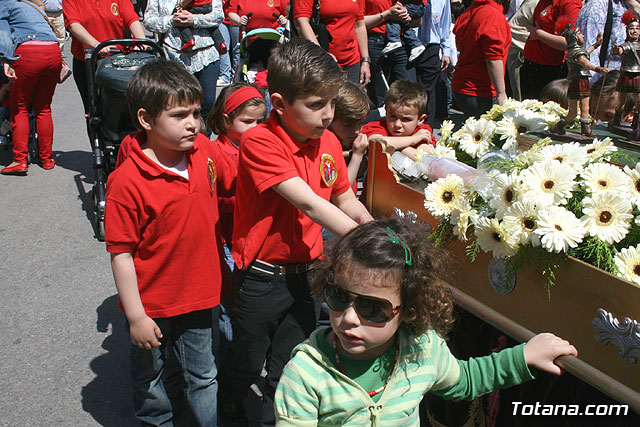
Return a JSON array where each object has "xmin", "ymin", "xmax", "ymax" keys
[
  {"xmin": 1, "ymin": 162, "xmax": 28, "ymax": 175},
  {"xmin": 181, "ymin": 39, "xmax": 196, "ymax": 51},
  {"xmin": 41, "ymin": 159, "xmax": 56, "ymax": 170},
  {"xmin": 218, "ymin": 401, "xmax": 248, "ymax": 427},
  {"xmin": 581, "ymin": 121, "xmax": 593, "ymax": 137},
  {"xmin": 551, "ymin": 118, "xmax": 567, "ymax": 135},
  {"xmin": 608, "ymin": 111, "xmax": 622, "ymax": 130}
]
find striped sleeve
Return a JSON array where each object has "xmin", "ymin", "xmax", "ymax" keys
[
  {"xmin": 427, "ymin": 330, "xmax": 461, "ymax": 392},
  {"xmin": 275, "ymin": 352, "xmax": 321, "ymax": 426}
]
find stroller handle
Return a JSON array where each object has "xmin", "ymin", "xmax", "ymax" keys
[{"xmin": 84, "ymin": 38, "xmax": 165, "ymax": 64}]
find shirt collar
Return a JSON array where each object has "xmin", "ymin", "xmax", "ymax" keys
[
  {"xmin": 266, "ymin": 111, "xmax": 321, "ymax": 154},
  {"xmin": 130, "ymin": 131, "xmax": 200, "ymax": 177}
]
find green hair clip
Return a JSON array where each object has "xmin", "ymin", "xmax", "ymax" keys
[{"xmin": 386, "ymin": 227, "xmax": 413, "ymax": 267}]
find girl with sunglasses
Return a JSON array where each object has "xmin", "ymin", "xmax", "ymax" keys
[{"xmin": 274, "ymin": 219, "xmax": 578, "ymax": 425}]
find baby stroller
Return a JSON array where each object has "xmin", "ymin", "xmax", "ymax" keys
[
  {"xmin": 233, "ymin": 27, "xmax": 285, "ymax": 84},
  {"xmin": 85, "ymin": 39, "xmax": 164, "ymax": 240}
]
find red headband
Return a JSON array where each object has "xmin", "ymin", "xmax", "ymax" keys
[{"xmin": 224, "ymin": 86, "xmax": 264, "ymax": 115}]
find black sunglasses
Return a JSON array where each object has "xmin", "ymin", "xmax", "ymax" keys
[{"xmin": 324, "ymin": 285, "xmax": 402, "ymax": 323}]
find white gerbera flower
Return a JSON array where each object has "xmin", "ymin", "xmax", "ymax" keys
[
  {"xmin": 488, "ymin": 171, "xmax": 522, "ymax": 219},
  {"xmin": 502, "ymin": 200, "xmax": 541, "ymax": 246},
  {"xmin": 450, "ymin": 201, "xmax": 477, "ymax": 242},
  {"xmin": 457, "ymin": 118, "xmax": 496, "ymax": 159},
  {"xmin": 481, "ymin": 104, "xmax": 507, "ymax": 121},
  {"xmin": 502, "ymin": 99, "xmax": 523, "ymax": 111},
  {"xmin": 531, "ymin": 142, "xmax": 588, "ymax": 170},
  {"xmin": 580, "ymin": 162, "xmax": 630, "ymax": 194},
  {"xmin": 580, "ymin": 192, "xmax": 633, "ymax": 244},
  {"xmin": 614, "ymin": 244, "xmax": 640, "ymax": 287},
  {"xmin": 623, "ymin": 164, "xmax": 640, "ymax": 208},
  {"xmin": 584, "ymin": 137, "xmax": 617, "ymax": 160},
  {"xmin": 538, "ymin": 101, "xmax": 567, "ymax": 118},
  {"xmin": 423, "ymin": 174, "xmax": 465, "ymax": 217},
  {"xmin": 473, "ymin": 217, "xmax": 519, "ymax": 258},
  {"xmin": 420, "ymin": 143, "xmax": 457, "ymax": 159},
  {"xmin": 439, "ymin": 120, "xmax": 455, "ymax": 145},
  {"xmin": 520, "ymin": 99, "xmax": 544, "ymax": 111},
  {"xmin": 520, "ymin": 161, "xmax": 577, "ymax": 206},
  {"xmin": 495, "ymin": 109, "xmax": 549, "ymax": 151},
  {"xmin": 534, "ymin": 206, "xmax": 585, "ymax": 253}
]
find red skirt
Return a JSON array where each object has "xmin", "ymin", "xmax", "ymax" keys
[
  {"xmin": 616, "ymin": 71, "xmax": 640, "ymax": 93},
  {"xmin": 568, "ymin": 77, "xmax": 590, "ymax": 99}
]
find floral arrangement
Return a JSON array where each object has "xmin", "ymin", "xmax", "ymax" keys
[{"xmin": 418, "ymin": 104, "xmax": 640, "ymax": 294}]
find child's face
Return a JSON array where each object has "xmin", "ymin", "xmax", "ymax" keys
[
  {"xmin": 385, "ymin": 102, "xmax": 426, "ymax": 137},
  {"xmin": 141, "ymin": 102, "xmax": 201, "ymax": 151},
  {"xmin": 329, "ymin": 273, "xmax": 403, "ymax": 360},
  {"xmin": 225, "ymin": 104, "xmax": 267, "ymax": 144},
  {"xmin": 329, "ymin": 119, "xmax": 364, "ymax": 149},
  {"xmin": 272, "ymin": 92, "xmax": 337, "ymax": 142}
]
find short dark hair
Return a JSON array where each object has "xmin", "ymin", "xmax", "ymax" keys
[
  {"xmin": 385, "ymin": 79, "xmax": 428, "ymax": 116},
  {"xmin": 127, "ymin": 59, "xmax": 202, "ymax": 128},
  {"xmin": 207, "ymin": 82, "xmax": 267, "ymax": 134},
  {"xmin": 312, "ymin": 219, "xmax": 455, "ymax": 337},
  {"xmin": 267, "ymin": 38, "xmax": 345, "ymax": 103},
  {"xmin": 334, "ymin": 80, "xmax": 371, "ymax": 124},
  {"xmin": 540, "ymin": 79, "xmax": 569, "ymax": 109}
]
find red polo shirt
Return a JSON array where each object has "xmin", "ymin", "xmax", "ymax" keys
[
  {"xmin": 63, "ymin": 0, "xmax": 139, "ymax": 62},
  {"xmin": 105, "ymin": 133, "xmax": 236, "ymax": 318},
  {"xmin": 232, "ymin": 112, "xmax": 351, "ymax": 268},
  {"xmin": 452, "ymin": 0, "xmax": 511, "ymax": 97},
  {"xmin": 365, "ymin": 0, "xmax": 392, "ymax": 35},
  {"xmin": 523, "ymin": 0, "xmax": 582, "ymax": 66},
  {"xmin": 294, "ymin": 0, "xmax": 365, "ymax": 67},
  {"xmin": 361, "ymin": 118, "xmax": 437, "ymax": 145},
  {"xmin": 229, "ymin": 0, "xmax": 289, "ymax": 32},
  {"xmin": 216, "ymin": 133, "xmax": 239, "ymax": 244}
]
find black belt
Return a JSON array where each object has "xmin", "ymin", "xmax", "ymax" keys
[{"xmin": 250, "ymin": 259, "xmax": 316, "ymax": 276}]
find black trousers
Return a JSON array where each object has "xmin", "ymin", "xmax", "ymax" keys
[
  {"xmin": 519, "ymin": 60, "xmax": 565, "ymax": 101},
  {"xmin": 414, "ymin": 43, "xmax": 442, "ymax": 128},
  {"xmin": 218, "ymin": 264, "xmax": 318, "ymax": 425}
]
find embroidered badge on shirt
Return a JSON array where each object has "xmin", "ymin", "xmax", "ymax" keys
[
  {"xmin": 320, "ymin": 154, "xmax": 337, "ymax": 187},
  {"xmin": 111, "ymin": 2, "xmax": 119, "ymax": 16},
  {"xmin": 208, "ymin": 158, "xmax": 217, "ymax": 190},
  {"xmin": 267, "ymin": 0, "xmax": 274, "ymax": 7},
  {"xmin": 540, "ymin": 6, "xmax": 551, "ymax": 17}
]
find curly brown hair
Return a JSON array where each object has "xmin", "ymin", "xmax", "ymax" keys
[{"xmin": 312, "ymin": 219, "xmax": 455, "ymax": 337}]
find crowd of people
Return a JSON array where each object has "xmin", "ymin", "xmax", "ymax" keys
[{"xmin": 2, "ymin": 0, "xmax": 637, "ymax": 425}]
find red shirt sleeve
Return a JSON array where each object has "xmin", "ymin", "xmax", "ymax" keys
[
  {"xmin": 557, "ymin": 0, "xmax": 582, "ymax": 28},
  {"xmin": 119, "ymin": 0, "xmax": 139, "ymax": 28},
  {"xmin": 62, "ymin": 0, "xmax": 81, "ymax": 27},
  {"xmin": 357, "ymin": 0, "xmax": 365, "ymax": 21},
  {"xmin": 479, "ymin": 16, "xmax": 511, "ymax": 60},
  {"xmin": 361, "ymin": 119, "xmax": 389, "ymax": 136},
  {"xmin": 228, "ymin": 0, "xmax": 238, "ymax": 14},
  {"xmin": 293, "ymin": 0, "xmax": 313, "ymax": 18}
]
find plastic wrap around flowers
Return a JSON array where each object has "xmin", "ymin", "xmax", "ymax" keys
[{"xmin": 422, "ymin": 133, "xmax": 640, "ymax": 292}]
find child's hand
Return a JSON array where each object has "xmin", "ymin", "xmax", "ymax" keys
[
  {"xmin": 524, "ymin": 333, "xmax": 577, "ymax": 375},
  {"xmin": 352, "ymin": 133, "xmax": 368, "ymax": 155},
  {"xmin": 412, "ymin": 128, "xmax": 432, "ymax": 145},
  {"xmin": 129, "ymin": 315, "xmax": 163, "ymax": 350},
  {"xmin": 596, "ymin": 66, "xmax": 609, "ymax": 75}
]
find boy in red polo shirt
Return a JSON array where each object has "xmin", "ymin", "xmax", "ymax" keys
[
  {"xmin": 361, "ymin": 79, "xmax": 437, "ymax": 160},
  {"xmin": 218, "ymin": 38, "xmax": 373, "ymax": 426},
  {"xmin": 104, "ymin": 59, "xmax": 236, "ymax": 426}
]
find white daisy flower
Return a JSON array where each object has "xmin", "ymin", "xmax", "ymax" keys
[
  {"xmin": 580, "ymin": 162, "xmax": 630, "ymax": 195},
  {"xmin": 488, "ymin": 171, "xmax": 522, "ymax": 219},
  {"xmin": 423, "ymin": 174, "xmax": 466, "ymax": 217},
  {"xmin": 538, "ymin": 101, "xmax": 567, "ymax": 118},
  {"xmin": 584, "ymin": 137, "xmax": 617, "ymax": 160},
  {"xmin": 450, "ymin": 201, "xmax": 478, "ymax": 242},
  {"xmin": 614, "ymin": 244, "xmax": 640, "ymax": 287},
  {"xmin": 457, "ymin": 118, "xmax": 496, "ymax": 159},
  {"xmin": 495, "ymin": 109, "xmax": 549, "ymax": 151},
  {"xmin": 520, "ymin": 99, "xmax": 544, "ymax": 111},
  {"xmin": 481, "ymin": 104, "xmax": 507, "ymax": 121},
  {"xmin": 502, "ymin": 200, "xmax": 541, "ymax": 246},
  {"xmin": 473, "ymin": 217, "xmax": 519, "ymax": 258},
  {"xmin": 439, "ymin": 120, "xmax": 455, "ymax": 145},
  {"xmin": 531, "ymin": 142, "xmax": 588, "ymax": 170},
  {"xmin": 580, "ymin": 192, "xmax": 633, "ymax": 244},
  {"xmin": 420, "ymin": 143, "xmax": 457, "ymax": 159},
  {"xmin": 623, "ymin": 164, "xmax": 640, "ymax": 208},
  {"xmin": 520, "ymin": 161, "xmax": 577, "ymax": 206},
  {"xmin": 534, "ymin": 206, "xmax": 585, "ymax": 253},
  {"xmin": 502, "ymin": 98, "xmax": 523, "ymax": 111}
]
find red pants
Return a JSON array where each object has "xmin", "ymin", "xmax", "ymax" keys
[{"xmin": 10, "ymin": 43, "xmax": 61, "ymax": 163}]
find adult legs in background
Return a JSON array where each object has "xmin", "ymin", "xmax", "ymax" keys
[
  {"xmin": 343, "ymin": 63, "xmax": 361, "ymax": 85},
  {"xmin": 453, "ymin": 91, "xmax": 496, "ymax": 120},
  {"xmin": 507, "ymin": 50, "xmax": 525, "ymax": 101},
  {"xmin": 227, "ymin": 24, "xmax": 240, "ymax": 79},
  {"xmin": 368, "ymin": 36, "xmax": 415, "ymax": 108},
  {"xmin": 218, "ymin": 24, "xmax": 232, "ymax": 83},
  {"xmin": 72, "ymin": 57, "xmax": 90, "ymax": 114},
  {"xmin": 414, "ymin": 43, "xmax": 441, "ymax": 128},
  {"xmin": 194, "ymin": 60, "xmax": 220, "ymax": 126},
  {"xmin": 520, "ymin": 60, "xmax": 563, "ymax": 101}
]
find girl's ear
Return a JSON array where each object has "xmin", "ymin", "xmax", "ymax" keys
[
  {"xmin": 222, "ymin": 113, "xmax": 232, "ymax": 128},
  {"xmin": 137, "ymin": 108, "xmax": 153, "ymax": 131},
  {"xmin": 270, "ymin": 92, "xmax": 287, "ymax": 116}
]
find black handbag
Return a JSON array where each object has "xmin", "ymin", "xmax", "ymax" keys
[{"xmin": 289, "ymin": 0, "xmax": 333, "ymax": 51}]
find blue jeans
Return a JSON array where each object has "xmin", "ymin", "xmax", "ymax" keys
[
  {"xmin": 385, "ymin": 3, "xmax": 424, "ymax": 50},
  {"xmin": 130, "ymin": 309, "xmax": 218, "ymax": 426},
  {"xmin": 218, "ymin": 24, "xmax": 232, "ymax": 81},
  {"xmin": 193, "ymin": 60, "xmax": 220, "ymax": 126},
  {"xmin": 367, "ymin": 33, "xmax": 415, "ymax": 108},
  {"xmin": 226, "ymin": 23, "xmax": 240, "ymax": 80}
]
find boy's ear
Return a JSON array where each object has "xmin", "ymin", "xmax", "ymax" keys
[
  {"xmin": 137, "ymin": 108, "xmax": 153, "ymax": 131},
  {"xmin": 418, "ymin": 113, "xmax": 427, "ymax": 124},
  {"xmin": 270, "ymin": 92, "xmax": 287, "ymax": 116}
]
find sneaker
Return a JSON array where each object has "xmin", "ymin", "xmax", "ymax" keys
[
  {"xmin": 217, "ymin": 77, "xmax": 231, "ymax": 87},
  {"xmin": 408, "ymin": 45, "xmax": 426, "ymax": 63},
  {"xmin": 381, "ymin": 41, "xmax": 402, "ymax": 55}
]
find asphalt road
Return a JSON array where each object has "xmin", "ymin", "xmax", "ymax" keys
[{"xmin": 0, "ymin": 55, "xmax": 136, "ymax": 425}]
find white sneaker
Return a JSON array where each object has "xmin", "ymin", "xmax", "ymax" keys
[
  {"xmin": 217, "ymin": 78, "xmax": 231, "ymax": 87},
  {"xmin": 381, "ymin": 41, "xmax": 402, "ymax": 55},
  {"xmin": 408, "ymin": 45, "xmax": 426, "ymax": 63}
]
